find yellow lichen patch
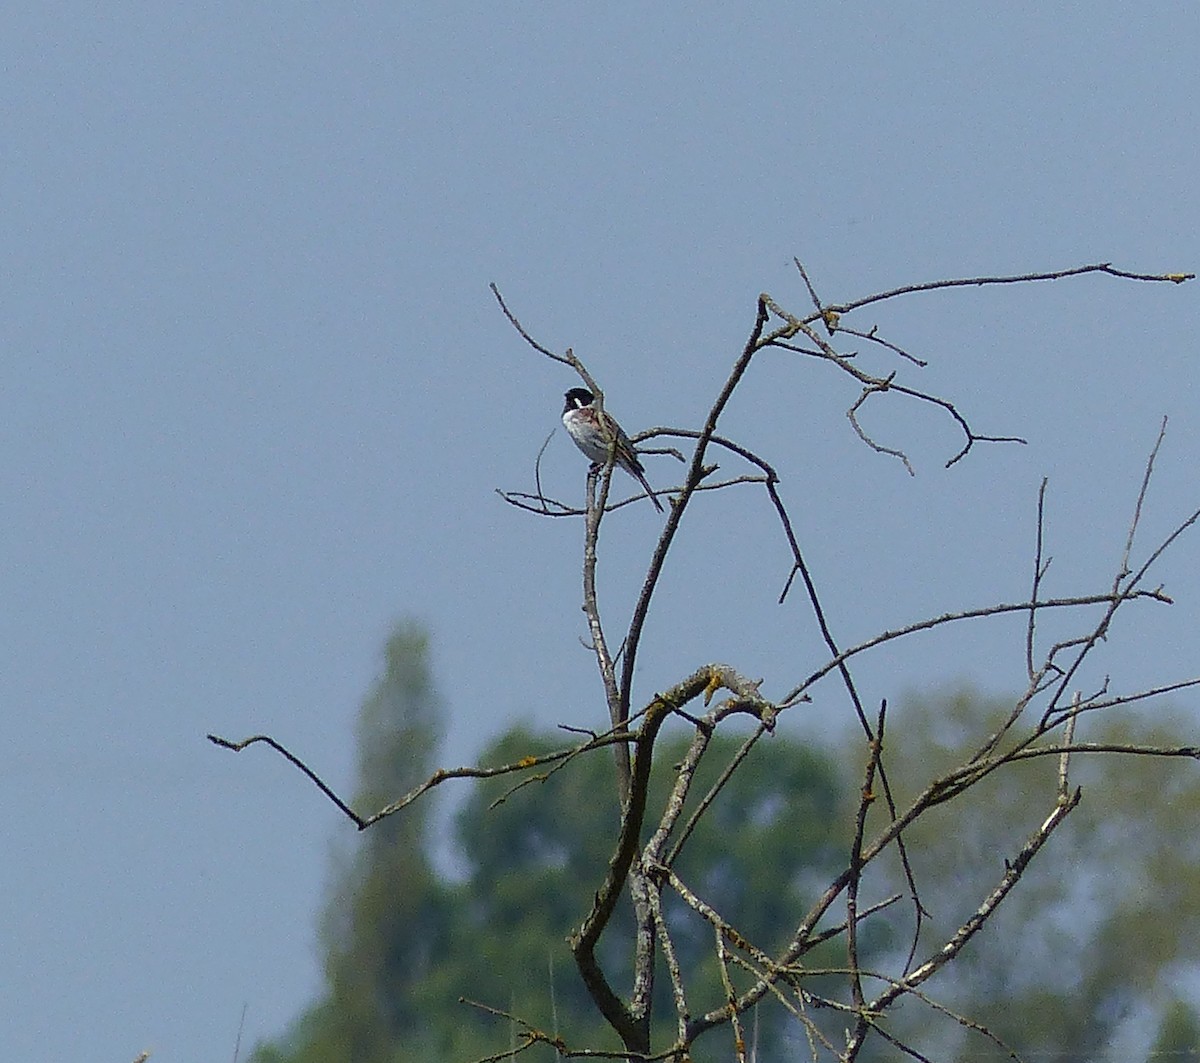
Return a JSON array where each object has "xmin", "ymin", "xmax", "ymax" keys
[{"xmin": 703, "ymin": 669, "xmax": 724, "ymax": 706}]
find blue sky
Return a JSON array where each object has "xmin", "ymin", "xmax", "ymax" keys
[{"xmin": 2, "ymin": 5, "xmax": 1198, "ymax": 1059}]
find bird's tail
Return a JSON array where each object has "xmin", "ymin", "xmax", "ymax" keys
[{"xmin": 636, "ymin": 469, "xmax": 665, "ymax": 513}]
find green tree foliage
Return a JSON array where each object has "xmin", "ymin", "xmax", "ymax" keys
[
  {"xmin": 254, "ymin": 621, "xmax": 449, "ymax": 1063},
  {"xmin": 1149, "ymin": 998, "xmax": 1200, "ymax": 1062},
  {"xmin": 246, "ymin": 628, "xmax": 1200, "ymax": 1063},
  {"xmin": 862, "ymin": 689, "xmax": 1200, "ymax": 1063},
  {"xmin": 249, "ymin": 625, "xmax": 855, "ymax": 1063},
  {"xmin": 443, "ymin": 724, "xmax": 853, "ymax": 1062}
]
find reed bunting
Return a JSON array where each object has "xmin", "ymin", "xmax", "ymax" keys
[{"xmin": 562, "ymin": 387, "xmax": 664, "ymax": 512}]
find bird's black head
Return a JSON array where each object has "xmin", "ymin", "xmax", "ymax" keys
[{"xmin": 563, "ymin": 387, "xmax": 595, "ymax": 413}]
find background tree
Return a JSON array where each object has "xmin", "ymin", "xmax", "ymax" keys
[
  {"xmin": 253, "ymin": 621, "xmax": 448, "ymax": 1063},
  {"xmin": 1149, "ymin": 999, "xmax": 1200, "ymax": 1063},
  {"xmin": 860, "ymin": 690, "xmax": 1200, "ymax": 1061},
  {"xmin": 250, "ymin": 693, "xmax": 856, "ymax": 1062}
]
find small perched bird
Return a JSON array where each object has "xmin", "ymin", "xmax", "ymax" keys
[{"xmin": 562, "ymin": 387, "xmax": 664, "ymax": 512}]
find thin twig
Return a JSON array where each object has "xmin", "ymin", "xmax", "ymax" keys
[
  {"xmin": 1027, "ymin": 478, "xmax": 1050, "ymax": 682},
  {"xmin": 1040, "ymin": 495, "xmax": 1200, "ymax": 726},
  {"xmin": 1058, "ymin": 694, "xmax": 1079, "ymax": 800},
  {"xmin": 716, "ymin": 931, "xmax": 748, "ymax": 1063},
  {"xmin": 846, "ymin": 701, "xmax": 887, "ymax": 1041},
  {"xmin": 833, "ymin": 323, "xmax": 929, "ymax": 367},
  {"xmin": 206, "ymin": 733, "xmax": 366, "ymax": 827},
  {"xmin": 1116, "ymin": 415, "xmax": 1168, "ymax": 590}
]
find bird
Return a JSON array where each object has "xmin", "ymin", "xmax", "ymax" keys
[{"xmin": 562, "ymin": 387, "xmax": 664, "ymax": 512}]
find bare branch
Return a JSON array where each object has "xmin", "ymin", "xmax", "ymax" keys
[
  {"xmin": 489, "ymin": 286, "xmax": 625, "ymax": 460},
  {"xmin": 846, "ymin": 702, "xmax": 888, "ymax": 1041},
  {"xmin": 496, "ymin": 468, "xmax": 751, "ymax": 517},
  {"xmin": 782, "ymin": 587, "xmax": 1172, "ymax": 707},
  {"xmin": 488, "ymin": 283, "xmax": 572, "ymax": 365},
  {"xmin": 762, "ymin": 299, "xmax": 1026, "ymax": 469},
  {"xmin": 206, "ymin": 728, "xmax": 635, "ymax": 831},
  {"xmin": 792, "ymin": 256, "xmax": 829, "ymax": 324},
  {"xmin": 458, "ymin": 997, "xmax": 680, "ymax": 1061},
  {"xmin": 798, "ymin": 973, "xmax": 1027, "ymax": 1063},
  {"xmin": 985, "ymin": 740, "xmax": 1200, "ymax": 766},
  {"xmin": 660, "ymin": 722, "xmax": 769, "ymax": 870},
  {"xmin": 492, "ymin": 264, "xmax": 1193, "ymax": 1060},
  {"xmin": 581, "ymin": 464, "xmax": 627, "ymax": 795},
  {"xmin": 805, "ymin": 894, "xmax": 904, "ymax": 948},
  {"xmin": 718, "ymin": 947, "xmax": 838, "ymax": 1061},
  {"xmin": 833, "ymin": 323, "xmax": 929, "ymax": 368},
  {"xmin": 618, "ymin": 298, "xmax": 772, "ymax": 726},
  {"xmin": 820, "ymin": 263, "xmax": 1193, "ymax": 320},
  {"xmin": 1058, "ymin": 694, "xmax": 1079, "ymax": 799},
  {"xmin": 1027, "ymin": 478, "xmax": 1050, "ymax": 682},
  {"xmin": 1116, "ymin": 415, "xmax": 1169, "ymax": 591},
  {"xmin": 646, "ymin": 878, "xmax": 688, "ymax": 1043},
  {"xmin": 716, "ymin": 931, "xmax": 749, "ymax": 1063},
  {"xmin": 207, "ymin": 733, "xmax": 366, "ymax": 828},
  {"xmin": 1040, "ymin": 496, "xmax": 1200, "ymax": 727},
  {"xmin": 843, "ymin": 786, "xmax": 1082, "ymax": 1059},
  {"xmin": 847, "ymin": 375, "xmax": 916, "ymax": 475}
]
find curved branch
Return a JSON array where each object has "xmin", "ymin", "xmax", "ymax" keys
[{"xmin": 206, "ymin": 727, "xmax": 635, "ymax": 831}]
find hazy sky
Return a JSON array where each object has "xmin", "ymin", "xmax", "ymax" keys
[{"xmin": 3, "ymin": 5, "xmax": 1198, "ymax": 1059}]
